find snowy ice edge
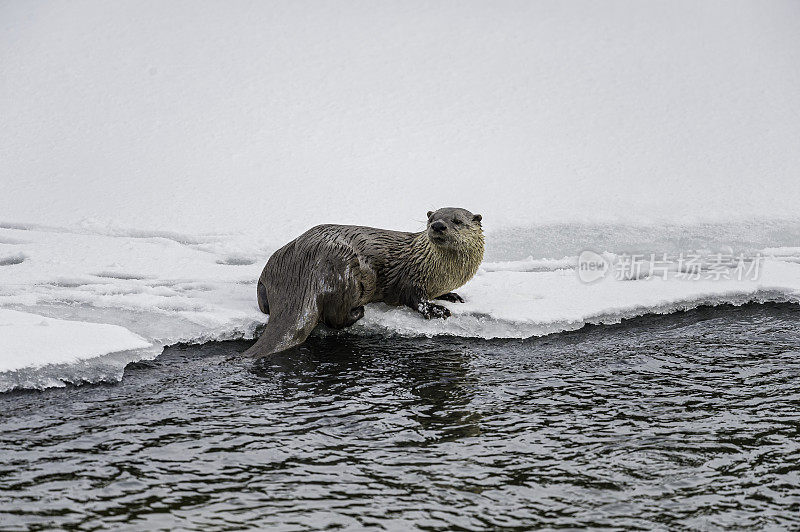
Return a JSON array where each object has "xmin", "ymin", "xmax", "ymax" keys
[
  {"xmin": 0, "ymin": 344, "xmax": 164, "ymax": 393},
  {"xmin": 349, "ymin": 291, "xmax": 800, "ymax": 340}
]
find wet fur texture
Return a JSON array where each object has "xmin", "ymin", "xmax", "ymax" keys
[{"xmin": 244, "ymin": 208, "xmax": 484, "ymax": 358}]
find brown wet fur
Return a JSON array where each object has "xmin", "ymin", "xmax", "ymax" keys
[{"xmin": 244, "ymin": 208, "xmax": 484, "ymax": 358}]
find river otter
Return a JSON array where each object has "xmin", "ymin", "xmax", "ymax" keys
[{"xmin": 244, "ymin": 207, "xmax": 484, "ymax": 358}]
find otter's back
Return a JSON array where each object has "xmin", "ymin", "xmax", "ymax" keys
[{"xmin": 302, "ymin": 224, "xmax": 416, "ymax": 269}]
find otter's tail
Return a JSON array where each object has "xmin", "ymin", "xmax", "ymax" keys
[
  {"xmin": 246, "ymin": 238, "xmax": 321, "ymax": 358},
  {"xmin": 244, "ymin": 300, "xmax": 319, "ymax": 359}
]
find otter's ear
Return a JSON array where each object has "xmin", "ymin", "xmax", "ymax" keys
[
  {"xmin": 473, "ymin": 214, "xmax": 482, "ymax": 223},
  {"xmin": 427, "ymin": 211, "xmax": 434, "ymax": 218}
]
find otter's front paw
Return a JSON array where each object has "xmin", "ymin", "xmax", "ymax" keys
[
  {"xmin": 417, "ymin": 301, "xmax": 451, "ymax": 320},
  {"xmin": 435, "ymin": 292, "xmax": 465, "ymax": 303}
]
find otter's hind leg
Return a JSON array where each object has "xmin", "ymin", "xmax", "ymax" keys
[
  {"xmin": 319, "ymin": 252, "xmax": 368, "ymax": 329},
  {"xmin": 344, "ymin": 305, "xmax": 365, "ymax": 327},
  {"xmin": 322, "ymin": 304, "xmax": 365, "ymax": 330}
]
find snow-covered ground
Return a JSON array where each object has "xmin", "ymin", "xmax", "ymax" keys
[{"xmin": 2, "ymin": 223, "xmax": 800, "ymax": 391}]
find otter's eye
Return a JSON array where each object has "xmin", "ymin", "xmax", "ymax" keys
[{"xmin": 452, "ymin": 218, "xmax": 462, "ymax": 225}]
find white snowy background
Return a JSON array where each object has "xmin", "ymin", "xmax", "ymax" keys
[{"xmin": 2, "ymin": 0, "xmax": 800, "ymax": 390}]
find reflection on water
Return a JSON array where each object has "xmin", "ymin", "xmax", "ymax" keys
[{"xmin": 1, "ymin": 304, "xmax": 799, "ymax": 529}]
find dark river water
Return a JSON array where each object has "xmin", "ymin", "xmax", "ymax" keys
[{"xmin": 1, "ymin": 303, "xmax": 799, "ymax": 530}]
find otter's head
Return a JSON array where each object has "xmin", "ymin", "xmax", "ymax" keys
[{"xmin": 426, "ymin": 207, "xmax": 483, "ymax": 251}]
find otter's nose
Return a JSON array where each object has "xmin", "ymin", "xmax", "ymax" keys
[{"xmin": 431, "ymin": 221, "xmax": 446, "ymax": 233}]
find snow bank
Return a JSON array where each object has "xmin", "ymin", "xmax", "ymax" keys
[
  {"xmin": 0, "ymin": 309, "xmax": 151, "ymax": 372},
  {"xmin": 0, "ymin": 308, "xmax": 159, "ymax": 391},
  {"xmin": 2, "ymin": 224, "xmax": 800, "ymax": 391}
]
